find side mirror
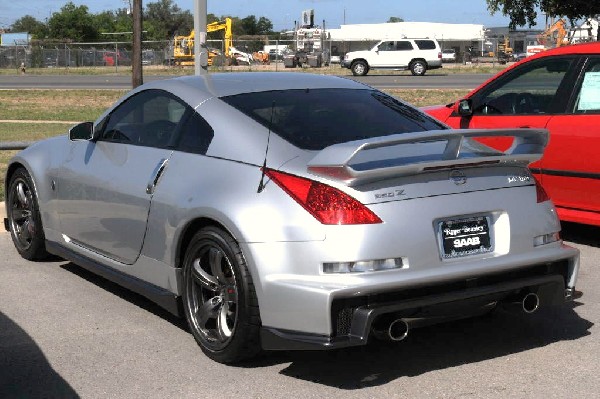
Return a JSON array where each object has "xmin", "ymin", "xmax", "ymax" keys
[
  {"xmin": 457, "ymin": 99, "xmax": 473, "ymax": 117},
  {"xmin": 69, "ymin": 121, "xmax": 94, "ymax": 141}
]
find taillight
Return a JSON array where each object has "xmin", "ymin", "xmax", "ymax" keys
[
  {"xmin": 263, "ymin": 168, "xmax": 382, "ymax": 225},
  {"xmin": 438, "ymin": 52, "xmax": 442, "ymax": 59},
  {"xmin": 534, "ymin": 175, "xmax": 550, "ymax": 203}
]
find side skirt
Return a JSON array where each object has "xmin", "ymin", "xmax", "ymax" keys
[{"xmin": 46, "ymin": 240, "xmax": 183, "ymax": 317}]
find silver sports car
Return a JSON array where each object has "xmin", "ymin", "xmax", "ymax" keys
[{"xmin": 4, "ymin": 73, "xmax": 580, "ymax": 363}]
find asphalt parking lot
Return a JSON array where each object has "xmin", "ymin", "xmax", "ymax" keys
[{"xmin": 0, "ymin": 209, "xmax": 598, "ymax": 398}]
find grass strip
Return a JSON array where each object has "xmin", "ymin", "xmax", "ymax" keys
[
  {"xmin": 0, "ymin": 123, "xmax": 72, "ymax": 142},
  {"xmin": 0, "ymin": 89, "xmax": 126, "ymax": 122}
]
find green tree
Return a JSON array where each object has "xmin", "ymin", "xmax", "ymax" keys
[
  {"xmin": 228, "ymin": 16, "xmax": 245, "ymax": 36},
  {"xmin": 387, "ymin": 17, "xmax": 404, "ymax": 23},
  {"xmin": 94, "ymin": 9, "xmax": 134, "ymax": 35},
  {"xmin": 144, "ymin": 0, "xmax": 193, "ymax": 40},
  {"xmin": 10, "ymin": 15, "xmax": 49, "ymax": 39},
  {"xmin": 114, "ymin": 9, "xmax": 135, "ymax": 34},
  {"xmin": 256, "ymin": 17, "xmax": 274, "ymax": 35},
  {"xmin": 486, "ymin": 0, "xmax": 600, "ymax": 28},
  {"xmin": 47, "ymin": 1, "xmax": 99, "ymax": 41},
  {"xmin": 241, "ymin": 15, "xmax": 259, "ymax": 35},
  {"xmin": 236, "ymin": 15, "xmax": 274, "ymax": 36},
  {"xmin": 94, "ymin": 11, "xmax": 118, "ymax": 34}
]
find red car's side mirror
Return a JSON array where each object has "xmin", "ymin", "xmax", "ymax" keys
[{"xmin": 457, "ymin": 99, "xmax": 473, "ymax": 117}]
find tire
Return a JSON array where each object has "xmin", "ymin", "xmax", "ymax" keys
[
  {"xmin": 182, "ymin": 227, "xmax": 261, "ymax": 363},
  {"xmin": 6, "ymin": 167, "xmax": 48, "ymax": 260},
  {"xmin": 351, "ymin": 60, "xmax": 368, "ymax": 76},
  {"xmin": 410, "ymin": 60, "xmax": 427, "ymax": 76}
]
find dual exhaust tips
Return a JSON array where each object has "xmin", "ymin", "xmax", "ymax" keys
[{"xmin": 371, "ymin": 292, "xmax": 540, "ymax": 342}]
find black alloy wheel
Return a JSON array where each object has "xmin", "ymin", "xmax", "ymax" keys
[
  {"xmin": 7, "ymin": 167, "xmax": 48, "ymax": 260},
  {"xmin": 182, "ymin": 227, "xmax": 260, "ymax": 363}
]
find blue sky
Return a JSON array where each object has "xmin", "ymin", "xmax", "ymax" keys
[{"xmin": 0, "ymin": 0, "xmax": 548, "ymax": 30}]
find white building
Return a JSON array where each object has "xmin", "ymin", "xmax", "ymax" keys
[{"xmin": 326, "ymin": 21, "xmax": 486, "ymax": 57}]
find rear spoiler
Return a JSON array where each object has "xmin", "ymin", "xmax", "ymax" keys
[{"xmin": 307, "ymin": 128, "xmax": 548, "ymax": 186}]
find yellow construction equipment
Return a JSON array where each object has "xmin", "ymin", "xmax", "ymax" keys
[
  {"xmin": 496, "ymin": 36, "xmax": 513, "ymax": 63},
  {"xmin": 537, "ymin": 18, "xmax": 569, "ymax": 49},
  {"xmin": 173, "ymin": 18, "xmax": 233, "ymax": 66}
]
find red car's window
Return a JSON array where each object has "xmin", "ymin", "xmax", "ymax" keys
[{"xmin": 473, "ymin": 57, "xmax": 574, "ymax": 116}]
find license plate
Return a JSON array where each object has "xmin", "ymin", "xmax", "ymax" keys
[{"xmin": 440, "ymin": 216, "xmax": 491, "ymax": 258}]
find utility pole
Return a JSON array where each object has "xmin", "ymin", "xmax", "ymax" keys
[
  {"xmin": 132, "ymin": 0, "xmax": 143, "ymax": 88},
  {"xmin": 194, "ymin": 0, "xmax": 208, "ymax": 75}
]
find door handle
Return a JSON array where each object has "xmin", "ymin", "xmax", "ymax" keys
[{"xmin": 146, "ymin": 158, "xmax": 169, "ymax": 195}]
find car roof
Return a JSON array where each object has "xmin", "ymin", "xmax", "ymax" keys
[
  {"xmin": 95, "ymin": 73, "xmax": 372, "ymax": 130},
  {"xmin": 144, "ymin": 72, "xmax": 368, "ymax": 99},
  {"xmin": 535, "ymin": 41, "xmax": 600, "ymax": 57}
]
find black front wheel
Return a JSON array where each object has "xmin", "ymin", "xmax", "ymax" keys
[
  {"xmin": 7, "ymin": 167, "xmax": 48, "ymax": 260},
  {"xmin": 410, "ymin": 60, "xmax": 427, "ymax": 76},
  {"xmin": 182, "ymin": 227, "xmax": 261, "ymax": 363},
  {"xmin": 351, "ymin": 60, "xmax": 369, "ymax": 76}
]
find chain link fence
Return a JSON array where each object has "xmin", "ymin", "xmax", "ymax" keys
[
  {"xmin": 0, "ymin": 37, "xmax": 488, "ymax": 71},
  {"xmin": 0, "ymin": 38, "xmax": 364, "ymax": 70},
  {"xmin": 0, "ymin": 41, "xmax": 170, "ymax": 69}
]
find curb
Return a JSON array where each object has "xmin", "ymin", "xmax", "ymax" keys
[{"xmin": 0, "ymin": 202, "xmax": 5, "ymax": 233}]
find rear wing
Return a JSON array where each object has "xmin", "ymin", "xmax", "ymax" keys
[{"xmin": 307, "ymin": 128, "xmax": 548, "ymax": 186}]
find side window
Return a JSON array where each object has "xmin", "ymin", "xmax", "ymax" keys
[
  {"xmin": 474, "ymin": 57, "xmax": 574, "ymax": 115},
  {"xmin": 415, "ymin": 40, "xmax": 436, "ymax": 50},
  {"xmin": 176, "ymin": 111, "xmax": 215, "ymax": 154},
  {"xmin": 396, "ymin": 41, "xmax": 414, "ymax": 51},
  {"xmin": 99, "ymin": 89, "xmax": 188, "ymax": 148},
  {"xmin": 378, "ymin": 41, "xmax": 395, "ymax": 51},
  {"xmin": 573, "ymin": 58, "xmax": 600, "ymax": 113}
]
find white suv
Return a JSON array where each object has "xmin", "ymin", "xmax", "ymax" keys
[{"xmin": 341, "ymin": 38, "xmax": 442, "ymax": 76}]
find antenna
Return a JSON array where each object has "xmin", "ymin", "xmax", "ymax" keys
[{"xmin": 257, "ymin": 101, "xmax": 275, "ymax": 193}]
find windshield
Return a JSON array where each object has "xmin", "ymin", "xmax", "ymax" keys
[{"xmin": 221, "ymin": 88, "xmax": 446, "ymax": 150}]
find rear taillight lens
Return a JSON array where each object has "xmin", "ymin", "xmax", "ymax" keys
[
  {"xmin": 264, "ymin": 168, "xmax": 382, "ymax": 225},
  {"xmin": 438, "ymin": 52, "xmax": 442, "ymax": 59},
  {"xmin": 534, "ymin": 175, "xmax": 550, "ymax": 203}
]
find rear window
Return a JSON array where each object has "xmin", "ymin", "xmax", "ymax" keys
[
  {"xmin": 221, "ymin": 88, "xmax": 446, "ymax": 150},
  {"xmin": 415, "ymin": 40, "xmax": 437, "ymax": 50}
]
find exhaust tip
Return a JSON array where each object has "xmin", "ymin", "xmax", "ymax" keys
[
  {"xmin": 388, "ymin": 319, "xmax": 409, "ymax": 341},
  {"xmin": 522, "ymin": 292, "xmax": 540, "ymax": 314}
]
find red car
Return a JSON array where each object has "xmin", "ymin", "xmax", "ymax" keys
[{"xmin": 425, "ymin": 42, "xmax": 600, "ymax": 226}]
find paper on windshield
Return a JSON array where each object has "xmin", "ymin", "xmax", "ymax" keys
[{"xmin": 578, "ymin": 71, "xmax": 600, "ymax": 111}]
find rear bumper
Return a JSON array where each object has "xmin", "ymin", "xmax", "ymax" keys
[
  {"xmin": 261, "ymin": 261, "xmax": 575, "ymax": 350},
  {"xmin": 428, "ymin": 59, "xmax": 443, "ymax": 69}
]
